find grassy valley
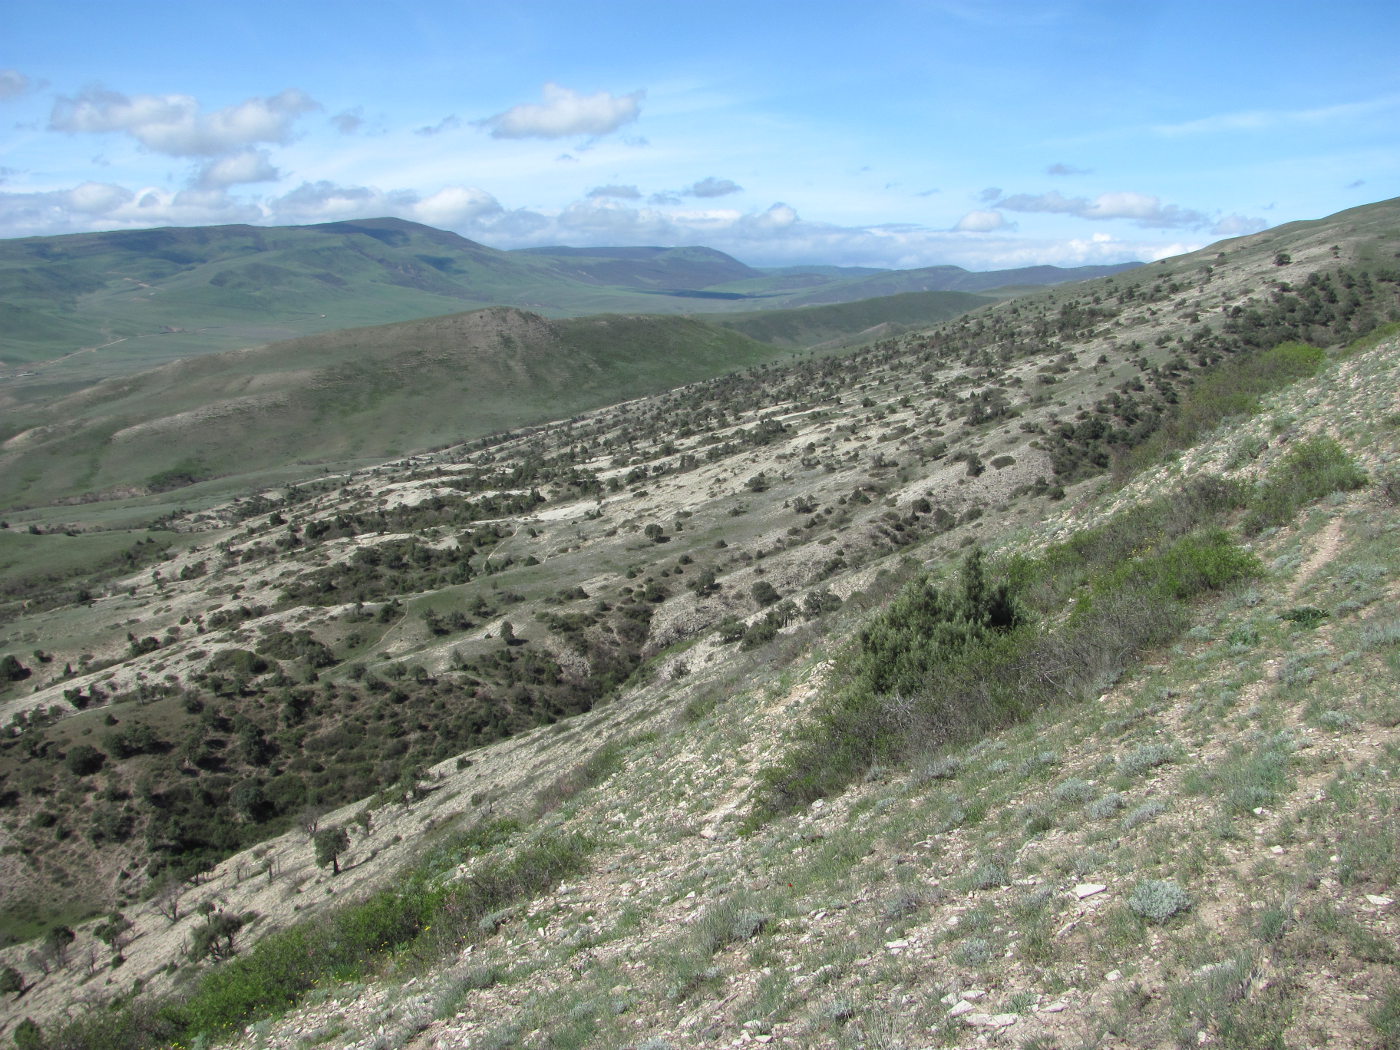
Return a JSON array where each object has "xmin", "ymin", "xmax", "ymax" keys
[{"xmin": 0, "ymin": 198, "xmax": 1398, "ymax": 1048}]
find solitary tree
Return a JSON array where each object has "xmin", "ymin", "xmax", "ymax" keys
[
  {"xmin": 313, "ymin": 825, "xmax": 350, "ymax": 875},
  {"xmin": 189, "ymin": 911, "xmax": 248, "ymax": 961},
  {"xmin": 0, "ymin": 654, "xmax": 30, "ymax": 684}
]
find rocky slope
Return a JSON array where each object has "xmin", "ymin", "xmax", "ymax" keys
[{"xmin": 1, "ymin": 198, "xmax": 1398, "ymax": 1048}]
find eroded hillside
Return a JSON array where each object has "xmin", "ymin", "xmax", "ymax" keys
[{"xmin": 1, "ymin": 199, "xmax": 1398, "ymax": 1048}]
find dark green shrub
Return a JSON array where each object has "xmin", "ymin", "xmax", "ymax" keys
[
  {"xmin": 0, "ymin": 654, "xmax": 31, "ymax": 684},
  {"xmin": 65, "ymin": 744, "xmax": 106, "ymax": 776}
]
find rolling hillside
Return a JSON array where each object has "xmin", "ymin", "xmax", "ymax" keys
[
  {"xmin": 0, "ymin": 310, "xmax": 795, "ymax": 510},
  {"xmin": 0, "ymin": 217, "xmax": 1133, "ymax": 399},
  {"xmin": 0, "ymin": 198, "xmax": 1398, "ymax": 1049}
]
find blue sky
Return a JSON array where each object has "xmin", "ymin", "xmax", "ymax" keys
[{"xmin": 2, "ymin": 0, "xmax": 1396, "ymax": 270}]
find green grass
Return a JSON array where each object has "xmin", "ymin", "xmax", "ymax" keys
[
  {"xmin": 1, "ymin": 309, "xmax": 804, "ymax": 511},
  {"xmin": 1121, "ymin": 341, "xmax": 1327, "ymax": 475},
  {"xmin": 1242, "ymin": 434, "xmax": 1369, "ymax": 534},
  {"xmin": 30, "ymin": 824, "xmax": 591, "ymax": 1050},
  {"xmin": 758, "ymin": 528, "xmax": 1262, "ymax": 814}
]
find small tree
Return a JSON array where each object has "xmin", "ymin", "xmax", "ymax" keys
[
  {"xmin": 13, "ymin": 1019, "xmax": 42, "ymax": 1050},
  {"xmin": 0, "ymin": 654, "xmax": 30, "ymax": 684},
  {"xmin": 153, "ymin": 877, "xmax": 183, "ymax": 924},
  {"xmin": 64, "ymin": 744, "xmax": 105, "ymax": 776},
  {"xmin": 94, "ymin": 912, "xmax": 133, "ymax": 957},
  {"xmin": 40, "ymin": 925, "xmax": 74, "ymax": 972},
  {"xmin": 0, "ymin": 964, "xmax": 23, "ymax": 997},
  {"xmin": 751, "ymin": 580, "xmax": 781, "ymax": 608},
  {"xmin": 313, "ymin": 825, "xmax": 350, "ymax": 875},
  {"xmin": 189, "ymin": 911, "xmax": 248, "ymax": 961}
]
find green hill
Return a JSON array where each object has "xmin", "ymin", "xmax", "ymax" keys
[
  {"xmin": 2, "ymin": 199, "xmax": 1400, "ymax": 1050},
  {"xmin": 0, "ymin": 218, "xmax": 1136, "ymax": 399},
  {"xmin": 713, "ymin": 288, "xmax": 993, "ymax": 347},
  {"xmin": 0, "ymin": 308, "xmax": 795, "ymax": 510}
]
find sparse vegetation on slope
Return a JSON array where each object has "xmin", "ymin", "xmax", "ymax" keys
[{"xmin": 1, "ymin": 198, "xmax": 1399, "ymax": 1048}]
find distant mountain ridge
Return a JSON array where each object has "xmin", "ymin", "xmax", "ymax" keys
[{"xmin": 0, "ymin": 216, "xmax": 1139, "ymax": 386}]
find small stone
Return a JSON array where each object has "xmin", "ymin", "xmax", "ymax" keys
[
  {"xmin": 1106, "ymin": 969, "xmax": 1122, "ymax": 982},
  {"xmin": 1074, "ymin": 883, "xmax": 1107, "ymax": 899},
  {"xmin": 885, "ymin": 938, "xmax": 910, "ymax": 949},
  {"xmin": 1367, "ymin": 894, "xmax": 1394, "ymax": 907},
  {"xmin": 1041, "ymin": 1001, "xmax": 1067, "ymax": 1013},
  {"xmin": 963, "ymin": 988, "xmax": 987, "ymax": 1000},
  {"xmin": 1270, "ymin": 845, "xmax": 1283, "ymax": 854},
  {"xmin": 948, "ymin": 1000, "xmax": 974, "ymax": 1017},
  {"xmin": 966, "ymin": 1012, "xmax": 1018, "ymax": 1028}
]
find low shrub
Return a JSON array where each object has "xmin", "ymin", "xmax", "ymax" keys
[
  {"xmin": 759, "ymin": 529, "xmax": 1261, "ymax": 814},
  {"xmin": 1128, "ymin": 879, "xmax": 1192, "ymax": 922},
  {"xmin": 37, "ymin": 828, "xmax": 591, "ymax": 1049},
  {"xmin": 1243, "ymin": 435, "xmax": 1367, "ymax": 535}
]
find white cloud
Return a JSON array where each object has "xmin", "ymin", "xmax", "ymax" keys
[
  {"xmin": 750, "ymin": 202, "xmax": 797, "ymax": 229},
  {"xmin": 0, "ymin": 69, "xmax": 30, "ymax": 101},
  {"xmin": 49, "ymin": 86, "xmax": 319, "ymax": 157},
  {"xmin": 413, "ymin": 186, "xmax": 504, "ymax": 227},
  {"xmin": 686, "ymin": 176, "xmax": 742, "ymax": 198},
  {"xmin": 0, "ymin": 182, "xmax": 261, "ymax": 235},
  {"xmin": 587, "ymin": 184, "xmax": 642, "ymax": 199},
  {"xmin": 954, "ymin": 209, "xmax": 1010, "ymax": 232},
  {"xmin": 66, "ymin": 181, "xmax": 134, "ymax": 214},
  {"xmin": 989, "ymin": 188, "xmax": 1235, "ymax": 230},
  {"xmin": 196, "ymin": 149, "xmax": 280, "ymax": 189},
  {"xmin": 331, "ymin": 108, "xmax": 366, "ymax": 134},
  {"xmin": 415, "ymin": 115, "xmax": 461, "ymax": 137},
  {"xmin": 0, "ymin": 179, "xmax": 1169, "ymax": 272},
  {"xmin": 1153, "ymin": 95, "xmax": 1400, "ymax": 137},
  {"xmin": 1211, "ymin": 213, "xmax": 1268, "ymax": 236},
  {"xmin": 269, "ymin": 180, "xmax": 412, "ymax": 223},
  {"xmin": 476, "ymin": 83, "xmax": 643, "ymax": 140}
]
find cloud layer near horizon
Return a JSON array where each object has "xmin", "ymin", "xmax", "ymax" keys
[{"xmin": 0, "ymin": 175, "xmax": 1202, "ymax": 270}]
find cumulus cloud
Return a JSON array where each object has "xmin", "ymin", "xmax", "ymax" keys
[
  {"xmin": 987, "ymin": 188, "xmax": 1221, "ymax": 229},
  {"xmin": 1046, "ymin": 162, "xmax": 1090, "ymax": 176},
  {"xmin": 49, "ymin": 86, "xmax": 320, "ymax": 157},
  {"xmin": 413, "ymin": 186, "xmax": 504, "ymax": 227},
  {"xmin": 0, "ymin": 181, "xmax": 262, "ymax": 236},
  {"xmin": 1211, "ymin": 213, "xmax": 1268, "ymax": 236},
  {"xmin": 587, "ymin": 184, "xmax": 642, "ymax": 199},
  {"xmin": 415, "ymin": 114, "xmax": 461, "ymax": 137},
  {"xmin": 331, "ymin": 108, "xmax": 366, "ymax": 134},
  {"xmin": 954, "ymin": 209, "xmax": 1011, "ymax": 232},
  {"xmin": 65, "ymin": 181, "xmax": 135, "ymax": 215},
  {"xmin": 0, "ymin": 69, "xmax": 31, "ymax": 101},
  {"xmin": 685, "ymin": 176, "xmax": 742, "ymax": 198},
  {"xmin": 0, "ymin": 176, "xmax": 1173, "ymax": 270},
  {"xmin": 269, "ymin": 180, "xmax": 412, "ymax": 223},
  {"xmin": 196, "ymin": 149, "xmax": 280, "ymax": 189},
  {"xmin": 476, "ymin": 83, "xmax": 643, "ymax": 140}
]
